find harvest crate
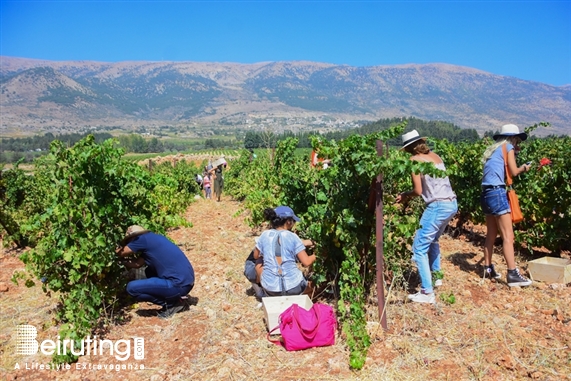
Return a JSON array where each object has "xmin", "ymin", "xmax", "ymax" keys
[
  {"xmin": 527, "ymin": 257, "xmax": 571, "ymax": 284},
  {"xmin": 211, "ymin": 157, "xmax": 226, "ymax": 168},
  {"xmin": 262, "ymin": 295, "xmax": 313, "ymax": 334}
]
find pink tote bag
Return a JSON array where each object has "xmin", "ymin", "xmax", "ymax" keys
[{"xmin": 267, "ymin": 303, "xmax": 337, "ymax": 351}]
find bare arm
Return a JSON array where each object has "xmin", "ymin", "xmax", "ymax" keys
[
  {"xmin": 121, "ymin": 257, "xmax": 145, "ymax": 269},
  {"xmin": 507, "ymin": 148, "xmax": 530, "ymax": 177},
  {"xmin": 396, "ymin": 172, "xmax": 423, "ymax": 203},
  {"xmin": 410, "ymin": 172, "xmax": 423, "ymax": 196},
  {"xmin": 301, "ymin": 239, "xmax": 314, "ymax": 248},
  {"xmin": 296, "ymin": 250, "xmax": 316, "ymax": 267},
  {"xmin": 116, "ymin": 244, "xmax": 134, "ymax": 258}
]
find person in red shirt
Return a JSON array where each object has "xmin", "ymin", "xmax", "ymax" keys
[{"xmin": 310, "ymin": 148, "xmax": 331, "ymax": 169}]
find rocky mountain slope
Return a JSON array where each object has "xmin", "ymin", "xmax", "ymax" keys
[{"xmin": 1, "ymin": 56, "xmax": 569, "ymax": 135}]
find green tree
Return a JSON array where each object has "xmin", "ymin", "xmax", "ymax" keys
[{"xmin": 147, "ymin": 137, "xmax": 164, "ymax": 153}]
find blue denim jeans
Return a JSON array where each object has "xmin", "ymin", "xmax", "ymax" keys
[
  {"xmin": 412, "ymin": 199, "xmax": 458, "ymax": 294},
  {"xmin": 127, "ymin": 275, "xmax": 193, "ymax": 308}
]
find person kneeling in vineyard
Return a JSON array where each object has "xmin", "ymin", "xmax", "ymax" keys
[
  {"xmin": 254, "ymin": 206, "xmax": 316, "ymax": 296},
  {"xmin": 396, "ymin": 130, "xmax": 458, "ymax": 304},
  {"xmin": 116, "ymin": 225, "xmax": 195, "ymax": 319}
]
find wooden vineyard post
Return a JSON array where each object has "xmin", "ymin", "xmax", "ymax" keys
[{"xmin": 375, "ymin": 140, "xmax": 388, "ymax": 330}]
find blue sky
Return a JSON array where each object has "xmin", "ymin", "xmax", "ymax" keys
[{"xmin": 1, "ymin": 1, "xmax": 570, "ymax": 86}]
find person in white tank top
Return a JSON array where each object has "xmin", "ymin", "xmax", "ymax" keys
[{"xmin": 395, "ymin": 130, "xmax": 458, "ymax": 304}]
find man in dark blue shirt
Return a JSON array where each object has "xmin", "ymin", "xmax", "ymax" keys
[{"xmin": 116, "ymin": 225, "xmax": 195, "ymax": 319}]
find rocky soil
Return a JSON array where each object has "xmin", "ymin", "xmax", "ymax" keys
[{"xmin": 1, "ymin": 197, "xmax": 570, "ymax": 381}]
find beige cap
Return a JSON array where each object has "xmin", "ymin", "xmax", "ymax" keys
[{"xmin": 121, "ymin": 225, "xmax": 150, "ymax": 245}]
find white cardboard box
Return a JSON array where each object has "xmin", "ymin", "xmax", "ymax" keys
[
  {"xmin": 262, "ymin": 295, "xmax": 313, "ymax": 334},
  {"xmin": 528, "ymin": 257, "xmax": 571, "ymax": 284}
]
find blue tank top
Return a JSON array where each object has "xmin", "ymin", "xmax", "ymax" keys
[{"xmin": 482, "ymin": 143, "xmax": 513, "ymax": 187}]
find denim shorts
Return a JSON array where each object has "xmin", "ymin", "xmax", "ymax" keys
[{"xmin": 480, "ymin": 187, "xmax": 510, "ymax": 216}]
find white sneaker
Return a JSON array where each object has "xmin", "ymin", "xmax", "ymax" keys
[
  {"xmin": 434, "ymin": 279, "xmax": 443, "ymax": 287},
  {"xmin": 408, "ymin": 291, "xmax": 435, "ymax": 304}
]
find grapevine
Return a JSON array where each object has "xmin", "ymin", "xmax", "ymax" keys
[
  {"xmin": 226, "ymin": 120, "xmax": 570, "ymax": 369},
  {"xmin": 10, "ymin": 135, "xmax": 198, "ymax": 363},
  {"xmin": 3, "ymin": 121, "xmax": 569, "ymax": 369},
  {"xmin": 227, "ymin": 122, "xmax": 447, "ymax": 368}
]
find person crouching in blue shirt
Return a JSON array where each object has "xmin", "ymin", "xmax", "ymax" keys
[{"xmin": 116, "ymin": 225, "xmax": 195, "ymax": 319}]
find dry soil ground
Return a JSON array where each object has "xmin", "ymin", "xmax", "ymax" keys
[{"xmin": 1, "ymin": 197, "xmax": 570, "ymax": 381}]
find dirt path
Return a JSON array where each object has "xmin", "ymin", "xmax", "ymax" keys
[{"xmin": 1, "ymin": 197, "xmax": 570, "ymax": 381}]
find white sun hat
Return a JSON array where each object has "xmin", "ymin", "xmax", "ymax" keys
[
  {"xmin": 401, "ymin": 130, "xmax": 427, "ymax": 150},
  {"xmin": 493, "ymin": 124, "xmax": 528, "ymax": 141}
]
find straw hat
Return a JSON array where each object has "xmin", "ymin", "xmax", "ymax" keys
[
  {"xmin": 401, "ymin": 130, "xmax": 427, "ymax": 150},
  {"xmin": 493, "ymin": 124, "xmax": 528, "ymax": 141},
  {"xmin": 121, "ymin": 225, "xmax": 150, "ymax": 245}
]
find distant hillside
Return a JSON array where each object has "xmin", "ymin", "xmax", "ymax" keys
[{"xmin": 1, "ymin": 57, "xmax": 569, "ymax": 136}]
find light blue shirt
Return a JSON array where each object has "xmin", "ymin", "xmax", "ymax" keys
[
  {"xmin": 482, "ymin": 143, "xmax": 513, "ymax": 187},
  {"xmin": 256, "ymin": 229, "xmax": 305, "ymax": 293}
]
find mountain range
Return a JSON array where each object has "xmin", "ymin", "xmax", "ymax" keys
[{"xmin": 1, "ymin": 56, "xmax": 570, "ymax": 136}]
